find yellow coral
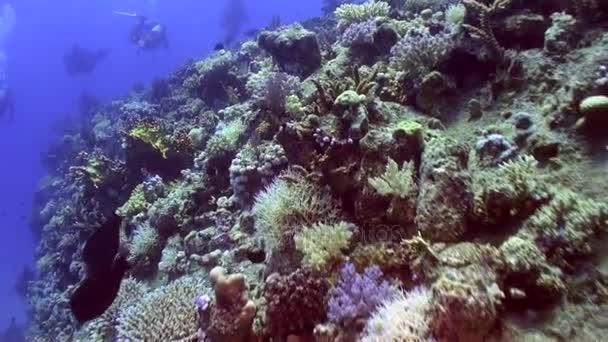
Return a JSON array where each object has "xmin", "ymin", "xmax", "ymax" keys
[
  {"xmin": 369, "ymin": 158, "xmax": 417, "ymax": 199},
  {"xmin": 116, "ymin": 184, "xmax": 148, "ymax": 217},
  {"xmin": 116, "ymin": 276, "xmax": 204, "ymax": 341},
  {"xmin": 129, "ymin": 122, "xmax": 170, "ymax": 159},
  {"xmin": 294, "ymin": 221, "xmax": 353, "ymax": 272}
]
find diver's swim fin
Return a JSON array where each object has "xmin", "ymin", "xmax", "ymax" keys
[{"xmin": 113, "ymin": 11, "xmax": 138, "ymax": 17}]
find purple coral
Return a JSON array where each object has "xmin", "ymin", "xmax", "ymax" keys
[
  {"xmin": 328, "ymin": 263, "xmax": 394, "ymax": 325},
  {"xmin": 341, "ymin": 19, "xmax": 376, "ymax": 47},
  {"xmin": 196, "ymin": 294, "xmax": 211, "ymax": 312}
]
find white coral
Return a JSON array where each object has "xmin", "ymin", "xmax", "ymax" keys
[{"xmin": 361, "ymin": 287, "xmax": 433, "ymax": 342}]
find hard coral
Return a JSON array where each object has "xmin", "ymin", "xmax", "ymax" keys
[
  {"xmin": 80, "ymin": 278, "xmax": 147, "ymax": 340},
  {"xmin": 258, "ymin": 24, "xmax": 322, "ymax": 78},
  {"xmin": 415, "ymin": 136, "xmax": 472, "ymax": 242},
  {"xmin": 334, "ymin": 2, "xmax": 391, "ymax": 31},
  {"xmin": 128, "ymin": 121, "xmax": 171, "ymax": 159},
  {"xmin": 116, "ymin": 276, "xmax": 204, "ymax": 342},
  {"xmin": 201, "ymin": 267, "xmax": 257, "ymax": 342},
  {"xmin": 525, "ymin": 189, "xmax": 608, "ymax": 269},
  {"xmin": 264, "ymin": 268, "xmax": 330, "ymax": 339},
  {"xmin": 430, "ymin": 265, "xmax": 504, "ymax": 342}
]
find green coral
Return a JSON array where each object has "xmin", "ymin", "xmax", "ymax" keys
[
  {"xmin": 471, "ymin": 155, "xmax": 549, "ymax": 225},
  {"xmin": 285, "ymin": 94, "xmax": 305, "ymax": 118},
  {"xmin": 335, "ymin": 1, "xmax": 391, "ymax": 30},
  {"xmin": 252, "ymin": 168, "xmax": 342, "ymax": 251},
  {"xmin": 83, "ymin": 156, "xmax": 105, "ymax": 187},
  {"xmin": 183, "ymin": 50, "xmax": 233, "ymax": 90},
  {"xmin": 127, "ymin": 223, "xmax": 164, "ymax": 276},
  {"xmin": 205, "ymin": 119, "xmax": 246, "ymax": 160},
  {"xmin": 116, "ymin": 184, "xmax": 148, "ymax": 217},
  {"xmin": 392, "ymin": 120, "xmax": 424, "ymax": 145},
  {"xmin": 294, "ymin": 221, "xmax": 353, "ymax": 272},
  {"xmin": 369, "ymin": 158, "xmax": 417, "ymax": 199},
  {"xmin": 500, "ymin": 236, "xmax": 565, "ymax": 299},
  {"xmin": 579, "ymin": 95, "xmax": 608, "ymax": 115},
  {"xmin": 334, "ymin": 90, "xmax": 366, "ymax": 107},
  {"xmin": 524, "ymin": 189, "xmax": 608, "ymax": 267},
  {"xmin": 128, "ymin": 122, "xmax": 171, "ymax": 159}
]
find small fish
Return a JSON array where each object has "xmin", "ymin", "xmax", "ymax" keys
[
  {"xmin": 213, "ymin": 43, "xmax": 225, "ymax": 51},
  {"xmin": 69, "ymin": 213, "xmax": 129, "ymax": 324}
]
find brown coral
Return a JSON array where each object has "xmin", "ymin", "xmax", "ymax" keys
[
  {"xmin": 204, "ymin": 267, "xmax": 257, "ymax": 342},
  {"xmin": 264, "ymin": 268, "xmax": 330, "ymax": 339}
]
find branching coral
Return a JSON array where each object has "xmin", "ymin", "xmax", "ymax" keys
[
  {"xmin": 471, "ymin": 155, "xmax": 549, "ymax": 225},
  {"xmin": 116, "ymin": 276, "xmax": 204, "ymax": 341},
  {"xmin": 246, "ymin": 70, "xmax": 301, "ymax": 116},
  {"xmin": 402, "ymin": 0, "xmax": 461, "ymax": 14},
  {"xmin": 252, "ymin": 168, "xmax": 342, "ymax": 251},
  {"xmin": 127, "ymin": 222, "xmax": 164, "ymax": 276},
  {"xmin": 462, "ymin": 0, "xmax": 512, "ymax": 56},
  {"xmin": 525, "ymin": 189, "xmax": 608, "ymax": 269},
  {"xmin": 81, "ymin": 278, "xmax": 147, "ymax": 340},
  {"xmin": 389, "ymin": 26, "xmax": 454, "ymax": 85},
  {"xmin": 294, "ymin": 221, "xmax": 354, "ymax": 272},
  {"xmin": 312, "ymin": 65, "xmax": 378, "ymax": 114},
  {"xmin": 205, "ymin": 119, "xmax": 246, "ymax": 161},
  {"xmin": 335, "ymin": 1, "xmax": 391, "ymax": 30},
  {"xmin": 327, "ymin": 263, "xmax": 395, "ymax": 325},
  {"xmin": 360, "ymin": 287, "xmax": 433, "ymax": 342},
  {"xmin": 369, "ymin": 158, "xmax": 416, "ymax": 199}
]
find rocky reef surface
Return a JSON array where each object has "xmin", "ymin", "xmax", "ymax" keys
[{"xmin": 25, "ymin": 0, "xmax": 608, "ymax": 341}]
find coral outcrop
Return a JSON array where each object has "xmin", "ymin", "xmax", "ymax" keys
[{"xmin": 24, "ymin": 1, "xmax": 608, "ymax": 341}]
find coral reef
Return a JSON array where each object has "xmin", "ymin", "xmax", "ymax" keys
[{"xmin": 25, "ymin": 1, "xmax": 608, "ymax": 341}]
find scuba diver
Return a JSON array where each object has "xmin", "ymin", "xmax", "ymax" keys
[
  {"xmin": 115, "ymin": 11, "xmax": 169, "ymax": 51},
  {"xmin": 0, "ymin": 51, "xmax": 14, "ymax": 122},
  {"xmin": 0, "ymin": 84, "xmax": 14, "ymax": 122},
  {"xmin": 63, "ymin": 44, "xmax": 108, "ymax": 76}
]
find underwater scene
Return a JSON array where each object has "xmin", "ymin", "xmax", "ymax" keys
[{"xmin": 1, "ymin": 0, "xmax": 608, "ymax": 341}]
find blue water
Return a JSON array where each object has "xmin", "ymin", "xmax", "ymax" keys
[{"xmin": 0, "ymin": 0, "xmax": 323, "ymax": 330}]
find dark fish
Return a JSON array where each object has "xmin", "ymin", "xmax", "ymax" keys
[
  {"xmin": 19, "ymin": 215, "xmax": 26, "ymax": 221},
  {"xmin": 64, "ymin": 44, "xmax": 108, "ymax": 76},
  {"xmin": 69, "ymin": 213, "xmax": 129, "ymax": 324},
  {"xmin": 213, "ymin": 43, "xmax": 225, "ymax": 51}
]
